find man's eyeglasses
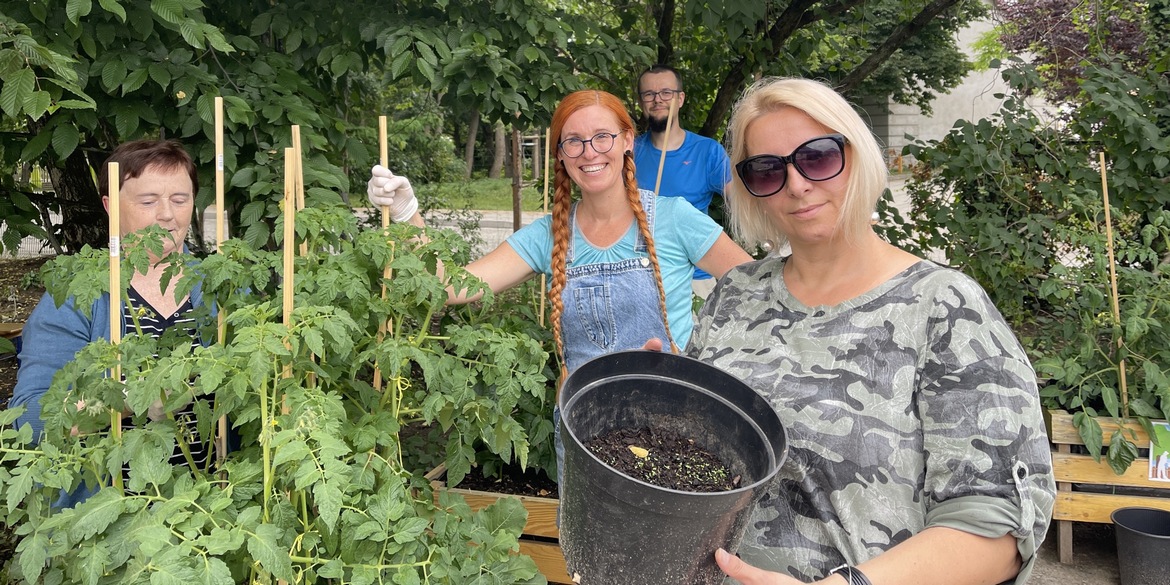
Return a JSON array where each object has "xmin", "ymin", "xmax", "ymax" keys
[
  {"xmin": 559, "ymin": 132, "xmax": 619, "ymax": 158},
  {"xmin": 639, "ymin": 89, "xmax": 681, "ymax": 103},
  {"xmin": 734, "ymin": 134, "xmax": 848, "ymax": 197}
]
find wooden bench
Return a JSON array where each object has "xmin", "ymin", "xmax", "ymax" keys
[{"xmin": 1045, "ymin": 409, "xmax": 1170, "ymax": 563}]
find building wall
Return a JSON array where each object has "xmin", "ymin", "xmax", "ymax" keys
[{"xmin": 862, "ymin": 14, "xmax": 1014, "ymax": 168}]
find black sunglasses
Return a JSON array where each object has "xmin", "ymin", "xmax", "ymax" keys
[{"xmin": 735, "ymin": 134, "xmax": 848, "ymax": 197}]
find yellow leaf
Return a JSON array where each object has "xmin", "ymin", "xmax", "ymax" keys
[{"xmin": 628, "ymin": 445, "xmax": 649, "ymax": 458}]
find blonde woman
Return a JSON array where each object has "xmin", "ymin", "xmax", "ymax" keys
[{"xmin": 674, "ymin": 77, "xmax": 1055, "ymax": 585}]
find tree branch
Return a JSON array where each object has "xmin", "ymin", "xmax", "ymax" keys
[{"xmin": 838, "ymin": 0, "xmax": 965, "ymax": 93}]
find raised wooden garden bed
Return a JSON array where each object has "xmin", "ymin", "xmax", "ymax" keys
[
  {"xmin": 1045, "ymin": 409, "xmax": 1170, "ymax": 563},
  {"xmin": 427, "ymin": 466, "xmax": 571, "ymax": 584}
]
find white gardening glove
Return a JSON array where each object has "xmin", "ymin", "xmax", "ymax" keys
[{"xmin": 367, "ymin": 164, "xmax": 419, "ymax": 223}]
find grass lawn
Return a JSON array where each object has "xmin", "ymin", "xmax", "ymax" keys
[{"xmin": 416, "ymin": 177, "xmax": 547, "ymax": 212}]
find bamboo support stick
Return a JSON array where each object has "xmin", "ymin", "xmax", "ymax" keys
[
  {"xmin": 108, "ymin": 162, "xmax": 124, "ymax": 492},
  {"xmin": 652, "ymin": 95, "xmax": 677, "ymax": 197},
  {"xmin": 292, "ymin": 126, "xmax": 307, "ymax": 255},
  {"xmin": 281, "ymin": 148, "xmax": 295, "ymax": 417},
  {"xmin": 539, "ymin": 127, "xmax": 550, "ymax": 327},
  {"xmin": 1100, "ymin": 151, "xmax": 1129, "ymax": 413},
  {"xmin": 373, "ymin": 116, "xmax": 390, "ymax": 393},
  {"xmin": 214, "ymin": 96, "xmax": 228, "ymax": 463}
]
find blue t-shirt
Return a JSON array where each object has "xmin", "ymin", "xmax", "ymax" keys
[
  {"xmin": 634, "ymin": 130, "xmax": 730, "ymax": 280},
  {"xmin": 506, "ymin": 193, "xmax": 721, "ymax": 348}
]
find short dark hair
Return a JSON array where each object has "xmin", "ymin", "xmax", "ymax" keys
[
  {"xmin": 97, "ymin": 139, "xmax": 198, "ymax": 199},
  {"xmin": 638, "ymin": 64, "xmax": 683, "ymax": 92}
]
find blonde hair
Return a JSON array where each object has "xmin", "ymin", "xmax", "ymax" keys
[
  {"xmin": 547, "ymin": 90, "xmax": 676, "ymax": 380},
  {"xmin": 723, "ymin": 77, "xmax": 887, "ymax": 250}
]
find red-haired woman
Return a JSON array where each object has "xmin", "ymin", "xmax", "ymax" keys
[
  {"xmin": 369, "ymin": 90, "xmax": 750, "ymax": 484},
  {"xmin": 369, "ymin": 90, "xmax": 749, "ymax": 376}
]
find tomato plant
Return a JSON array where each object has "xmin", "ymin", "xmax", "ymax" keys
[{"xmin": 0, "ymin": 205, "xmax": 553, "ymax": 584}]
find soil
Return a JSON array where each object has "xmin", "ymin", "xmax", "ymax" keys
[
  {"xmin": 454, "ymin": 463, "xmax": 559, "ymax": 499},
  {"xmin": 0, "ymin": 256, "xmax": 50, "ymax": 579},
  {"xmin": 586, "ymin": 426, "xmax": 738, "ymax": 492},
  {"xmin": 0, "ymin": 256, "xmax": 51, "ymax": 405}
]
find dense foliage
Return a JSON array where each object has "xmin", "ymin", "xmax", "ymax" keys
[
  {"xmin": 994, "ymin": 0, "xmax": 1149, "ymax": 103},
  {"xmin": 0, "ymin": 207, "xmax": 557, "ymax": 583},
  {"xmin": 896, "ymin": 53, "xmax": 1170, "ymax": 472},
  {"xmin": 0, "ymin": 0, "xmax": 993, "ymax": 256}
]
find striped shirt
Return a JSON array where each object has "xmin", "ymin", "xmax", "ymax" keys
[{"xmin": 121, "ymin": 285, "xmax": 212, "ymax": 471}]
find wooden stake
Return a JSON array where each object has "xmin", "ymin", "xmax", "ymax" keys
[
  {"xmin": 373, "ymin": 115, "xmax": 390, "ymax": 393},
  {"xmin": 1100, "ymin": 151, "xmax": 1129, "ymax": 413},
  {"xmin": 214, "ymin": 96, "xmax": 229, "ymax": 463},
  {"xmin": 652, "ymin": 95, "xmax": 677, "ymax": 197},
  {"xmin": 291, "ymin": 126, "xmax": 307, "ymax": 256},
  {"xmin": 108, "ymin": 162, "xmax": 124, "ymax": 492},
  {"xmin": 539, "ymin": 127, "xmax": 550, "ymax": 327},
  {"xmin": 281, "ymin": 148, "xmax": 295, "ymax": 417}
]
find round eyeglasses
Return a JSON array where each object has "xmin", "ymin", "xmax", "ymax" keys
[
  {"xmin": 734, "ymin": 134, "xmax": 848, "ymax": 197},
  {"xmin": 559, "ymin": 132, "xmax": 619, "ymax": 158}
]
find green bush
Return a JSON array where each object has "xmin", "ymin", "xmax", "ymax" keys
[{"xmin": 897, "ymin": 58, "xmax": 1170, "ymax": 473}]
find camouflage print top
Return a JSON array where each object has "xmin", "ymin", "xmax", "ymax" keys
[{"xmin": 689, "ymin": 257, "xmax": 1055, "ymax": 583}]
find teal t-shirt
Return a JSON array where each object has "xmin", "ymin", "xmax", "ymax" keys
[{"xmin": 506, "ymin": 192, "xmax": 721, "ymax": 347}]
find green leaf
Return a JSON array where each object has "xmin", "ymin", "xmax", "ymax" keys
[
  {"xmin": 20, "ymin": 128, "xmax": 53, "ymax": 160},
  {"xmin": 101, "ymin": 59, "xmax": 128, "ymax": 92},
  {"xmin": 148, "ymin": 63, "xmax": 171, "ymax": 89},
  {"xmin": 52, "ymin": 125, "xmax": 80, "ymax": 160},
  {"xmin": 122, "ymin": 68, "xmax": 149, "ymax": 94},
  {"xmin": 68, "ymin": 489, "xmax": 125, "ymax": 542},
  {"xmin": 77, "ymin": 540, "xmax": 111, "ymax": 585},
  {"xmin": 246, "ymin": 524, "xmax": 295, "ymax": 582},
  {"xmin": 313, "ymin": 481, "xmax": 342, "ymax": 531},
  {"xmin": 1107, "ymin": 431, "xmax": 1139, "ymax": 475},
  {"xmin": 0, "ymin": 68, "xmax": 34, "ymax": 118},
  {"xmin": 98, "ymin": 0, "xmax": 127, "ymax": 22},
  {"xmin": 66, "ymin": 0, "xmax": 93, "ymax": 24},
  {"xmin": 19, "ymin": 531, "xmax": 50, "ymax": 583},
  {"xmin": 25, "ymin": 90, "xmax": 52, "ymax": 119},
  {"xmin": 151, "ymin": 0, "xmax": 183, "ymax": 25}
]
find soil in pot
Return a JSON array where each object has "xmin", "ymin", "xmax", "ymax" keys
[{"xmin": 585, "ymin": 426, "xmax": 738, "ymax": 492}]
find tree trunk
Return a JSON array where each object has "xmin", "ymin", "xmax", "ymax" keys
[
  {"xmin": 464, "ymin": 107, "xmax": 480, "ymax": 179},
  {"xmin": 489, "ymin": 121, "xmax": 505, "ymax": 179},
  {"xmin": 655, "ymin": 0, "xmax": 676, "ymax": 65},
  {"xmin": 511, "ymin": 127, "xmax": 522, "ymax": 231},
  {"xmin": 532, "ymin": 131, "xmax": 541, "ymax": 183},
  {"xmin": 49, "ymin": 147, "xmax": 107, "ymax": 253}
]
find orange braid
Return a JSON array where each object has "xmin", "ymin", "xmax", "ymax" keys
[
  {"xmin": 549, "ymin": 159, "xmax": 574, "ymax": 391},
  {"xmin": 623, "ymin": 150, "xmax": 677, "ymax": 353}
]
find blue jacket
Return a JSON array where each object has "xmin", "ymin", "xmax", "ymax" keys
[{"xmin": 10, "ymin": 283, "xmax": 209, "ymax": 440}]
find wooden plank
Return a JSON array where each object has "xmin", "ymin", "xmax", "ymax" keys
[
  {"xmin": 446, "ymin": 487, "xmax": 560, "ymax": 539},
  {"xmin": 1051, "ymin": 453, "xmax": 1170, "ymax": 488},
  {"xmin": 1053, "ymin": 491, "xmax": 1170, "ymax": 523},
  {"xmin": 1046, "ymin": 409, "xmax": 1151, "ymax": 446},
  {"xmin": 521, "ymin": 540, "xmax": 572, "ymax": 584},
  {"xmin": 0, "ymin": 322, "xmax": 22, "ymax": 340}
]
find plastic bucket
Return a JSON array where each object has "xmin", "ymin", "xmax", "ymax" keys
[
  {"xmin": 1112, "ymin": 506, "xmax": 1170, "ymax": 585},
  {"xmin": 558, "ymin": 350, "xmax": 787, "ymax": 585}
]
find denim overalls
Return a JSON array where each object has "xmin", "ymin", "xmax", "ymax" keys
[{"xmin": 554, "ymin": 190, "xmax": 671, "ymax": 485}]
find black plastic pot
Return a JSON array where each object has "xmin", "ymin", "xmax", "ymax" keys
[
  {"xmin": 558, "ymin": 350, "xmax": 787, "ymax": 585},
  {"xmin": 1112, "ymin": 507, "xmax": 1170, "ymax": 585}
]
